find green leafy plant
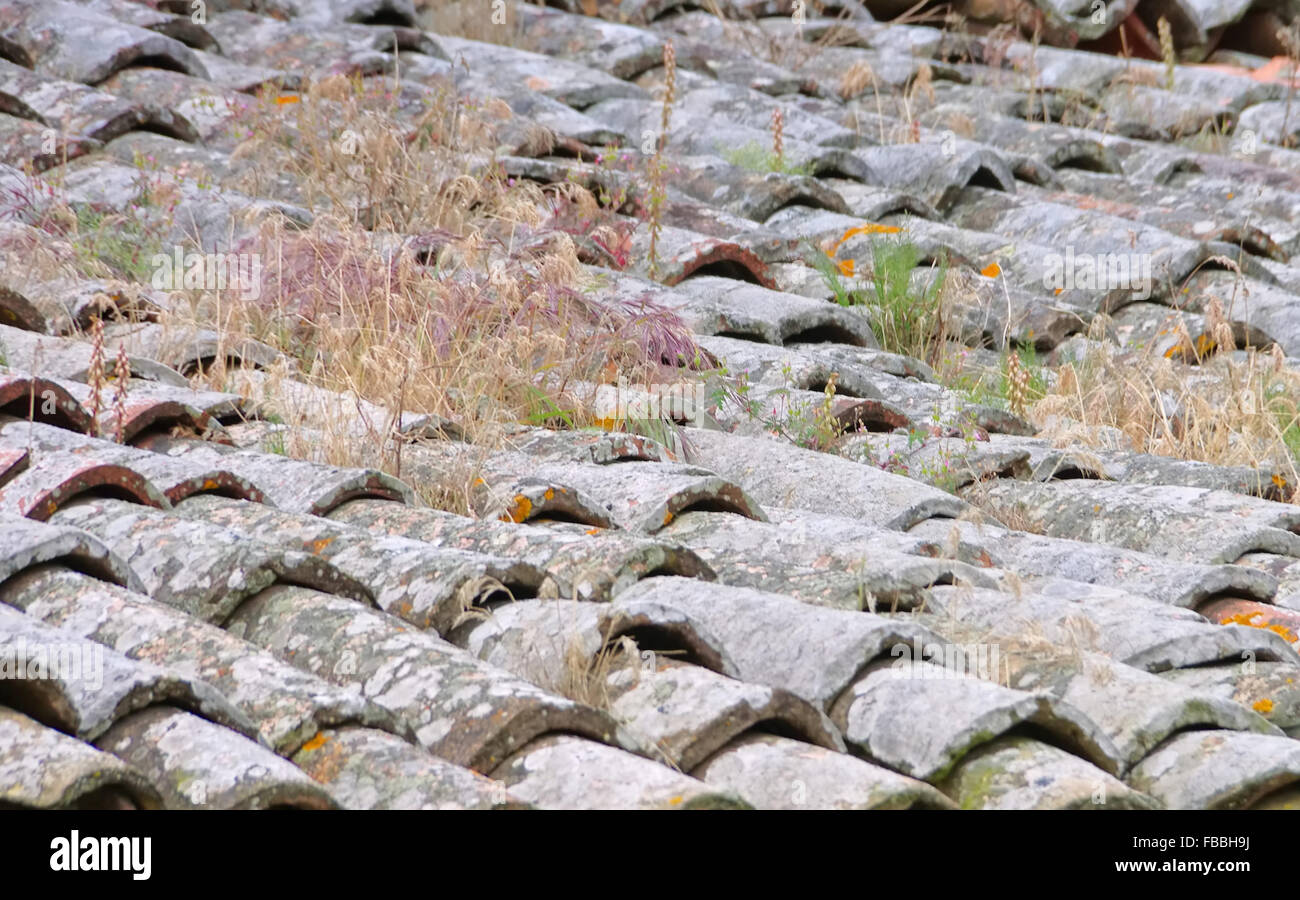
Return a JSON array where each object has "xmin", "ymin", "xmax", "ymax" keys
[
  {"xmin": 863, "ymin": 238, "xmax": 949, "ymax": 363},
  {"xmin": 811, "ymin": 235, "xmax": 950, "ymax": 365},
  {"xmin": 720, "ymin": 141, "xmax": 815, "ymax": 176},
  {"xmin": 69, "ymin": 206, "xmax": 165, "ymax": 282}
]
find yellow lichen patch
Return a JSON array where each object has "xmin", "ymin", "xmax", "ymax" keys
[
  {"xmin": 662, "ymin": 510, "xmax": 674, "ymax": 526},
  {"xmin": 1254, "ymin": 698, "xmax": 1275, "ymax": 714},
  {"xmin": 309, "ymin": 536, "xmax": 334, "ymax": 554},
  {"xmin": 274, "ymin": 95, "xmax": 300, "ymax": 105},
  {"xmin": 668, "ymin": 795, "xmax": 683, "ymax": 806},
  {"xmin": 837, "ymin": 258, "xmax": 855, "ymax": 277},
  {"xmin": 838, "ymin": 223, "xmax": 902, "ymax": 242},
  {"xmin": 825, "ymin": 223, "xmax": 903, "ymax": 259},
  {"xmin": 1266, "ymin": 622, "xmax": 1294, "ymax": 642},
  {"xmin": 202, "ymin": 479, "xmax": 219, "ymax": 491},
  {"xmin": 504, "ymin": 494, "xmax": 533, "ymax": 523},
  {"xmin": 544, "ymin": 487, "xmax": 555, "ymax": 500},
  {"xmin": 1163, "ymin": 334, "xmax": 1215, "ymax": 361},
  {"xmin": 300, "ymin": 732, "xmax": 329, "ymax": 753},
  {"xmin": 980, "ymin": 262, "xmax": 1001, "ymax": 278},
  {"xmin": 1221, "ymin": 612, "xmax": 1298, "ymax": 643}
]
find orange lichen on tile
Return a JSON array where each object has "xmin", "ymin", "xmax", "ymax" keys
[
  {"xmin": 1195, "ymin": 56, "xmax": 1300, "ymax": 87},
  {"xmin": 1221, "ymin": 612, "xmax": 1298, "ymax": 643},
  {"xmin": 503, "ymin": 494, "xmax": 533, "ymax": 523},
  {"xmin": 825, "ymin": 223, "xmax": 903, "ymax": 260},
  {"xmin": 839, "ymin": 223, "xmax": 902, "ymax": 241},
  {"xmin": 300, "ymin": 732, "xmax": 330, "ymax": 752}
]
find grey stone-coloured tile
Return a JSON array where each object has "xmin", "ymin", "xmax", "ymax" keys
[
  {"xmin": 970, "ymin": 478, "xmax": 1300, "ymax": 563},
  {"xmin": 907, "ymin": 516, "xmax": 1279, "ymax": 608},
  {"xmin": 327, "ymin": 497, "xmax": 714, "ymax": 603},
  {"xmin": 174, "ymin": 493, "xmax": 547, "ymax": 635},
  {"xmin": 135, "ymin": 434, "xmax": 415, "ymax": 513},
  {"xmin": 1010, "ymin": 652, "xmax": 1279, "ymax": 772},
  {"xmin": 603, "ymin": 656, "xmax": 846, "ymax": 772},
  {"xmin": 0, "ymin": 705, "xmax": 162, "ymax": 809},
  {"xmin": 291, "ymin": 725, "xmax": 523, "ymax": 810},
  {"xmin": 0, "ymin": 513, "xmax": 140, "ymax": 591},
  {"xmin": 227, "ymin": 584, "xmax": 628, "ymax": 772},
  {"xmin": 694, "ymin": 732, "xmax": 955, "ymax": 809},
  {"xmin": 0, "ymin": 564, "xmax": 396, "ymax": 754},
  {"xmin": 659, "ymin": 509, "xmax": 999, "ymax": 610},
  {"xmin": 491, "ymin": 734, "xmax": 750, "ymax": 809},
  {"xmin": 680, "ymin": 426, "xmax": 968, "ymax": 528},
  {"xmin": 926, "ymin": 581, "xmax": 1300, "ymax": 672},
  {"xmin": 0, "ymin": 417, "xmax": 257, "ymax": 505},
  {"xmin": 829, "ymin": 659, "xmax": 1122, "ymax": 780},
  {"xmin": 1160, "ymin": 660, "xmax": 1300, "ymax": 733},
  {"xmin": 613, "ymin": 576, "xmax": 940, "ymax": 710},
  {"xmin": 0, "ymin": 0, "xmax": 208, "ymax": 84},
  {"xmin": 1127, "ymin": 730, "xmax": 1300, "ymax": 809},
  {"xmin": 939, "ymin": 735, "xmax": 1159, "ymax": 809},
  {"xmin": 0, "ymin": 323, "xmax": 182, "ymax": 384},
  {"xmin": 97, "ymin": 706, "xmax": 338, "ymax": 809},
  {"xmin": 0, "ymin": 604, "xmax": 255, "ymax": 743},
  {"xmin": 49, "ymin": 497, "xmax": 372, "ymax": 622}
]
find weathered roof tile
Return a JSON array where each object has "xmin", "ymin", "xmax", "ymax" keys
[
  {"xmin": 0, "ymin": 603, "xmax": 256, "ymax": 743},
  {"xmin": 227, "ymin": 584, "xmax": 629, "ymax": 772},
  {"xmin": 0, "ymin": 705, "xmax": 163, "ymax": 809},
  {"xmin": 1, "ymin": 564, "xmax": 397, "ymax": 753},
  {"xmin": 97, "ymin": 706, "xmax": 338, "ymax": 809}
]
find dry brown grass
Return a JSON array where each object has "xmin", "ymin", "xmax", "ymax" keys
[
  {"xmin": 918, "ymin": 586, "xmax": 1113, "ymax": 687},
  {"xmin": 1, "ymin": 66, "xmax": 703, "ymax": 508},
  {"xmin": 1031, "ymin": 318, "xmax": 1300, "ymax": 491},
  {"xmin": 213, "ymin": 76, "xmax": 698, "ymax": 418},
  {"xmin": 558, "ymin": 633, "xmax": 640, "ymax": 712}
]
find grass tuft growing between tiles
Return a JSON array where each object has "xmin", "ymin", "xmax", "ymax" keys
[
  {"xmin": 195, "ymin": 77, "xmax": 701, "ymax": 476},
  {"xmin": 812, "ymin": 231, "xmax": 956, "ymax": 368},
  {"xmin": 1032, "ymin": 322, "xmax": 1300, "ymax": 494},
  {"xmin": 3, "ymin": 69, "xmax": 705, "ymax": 509}
]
